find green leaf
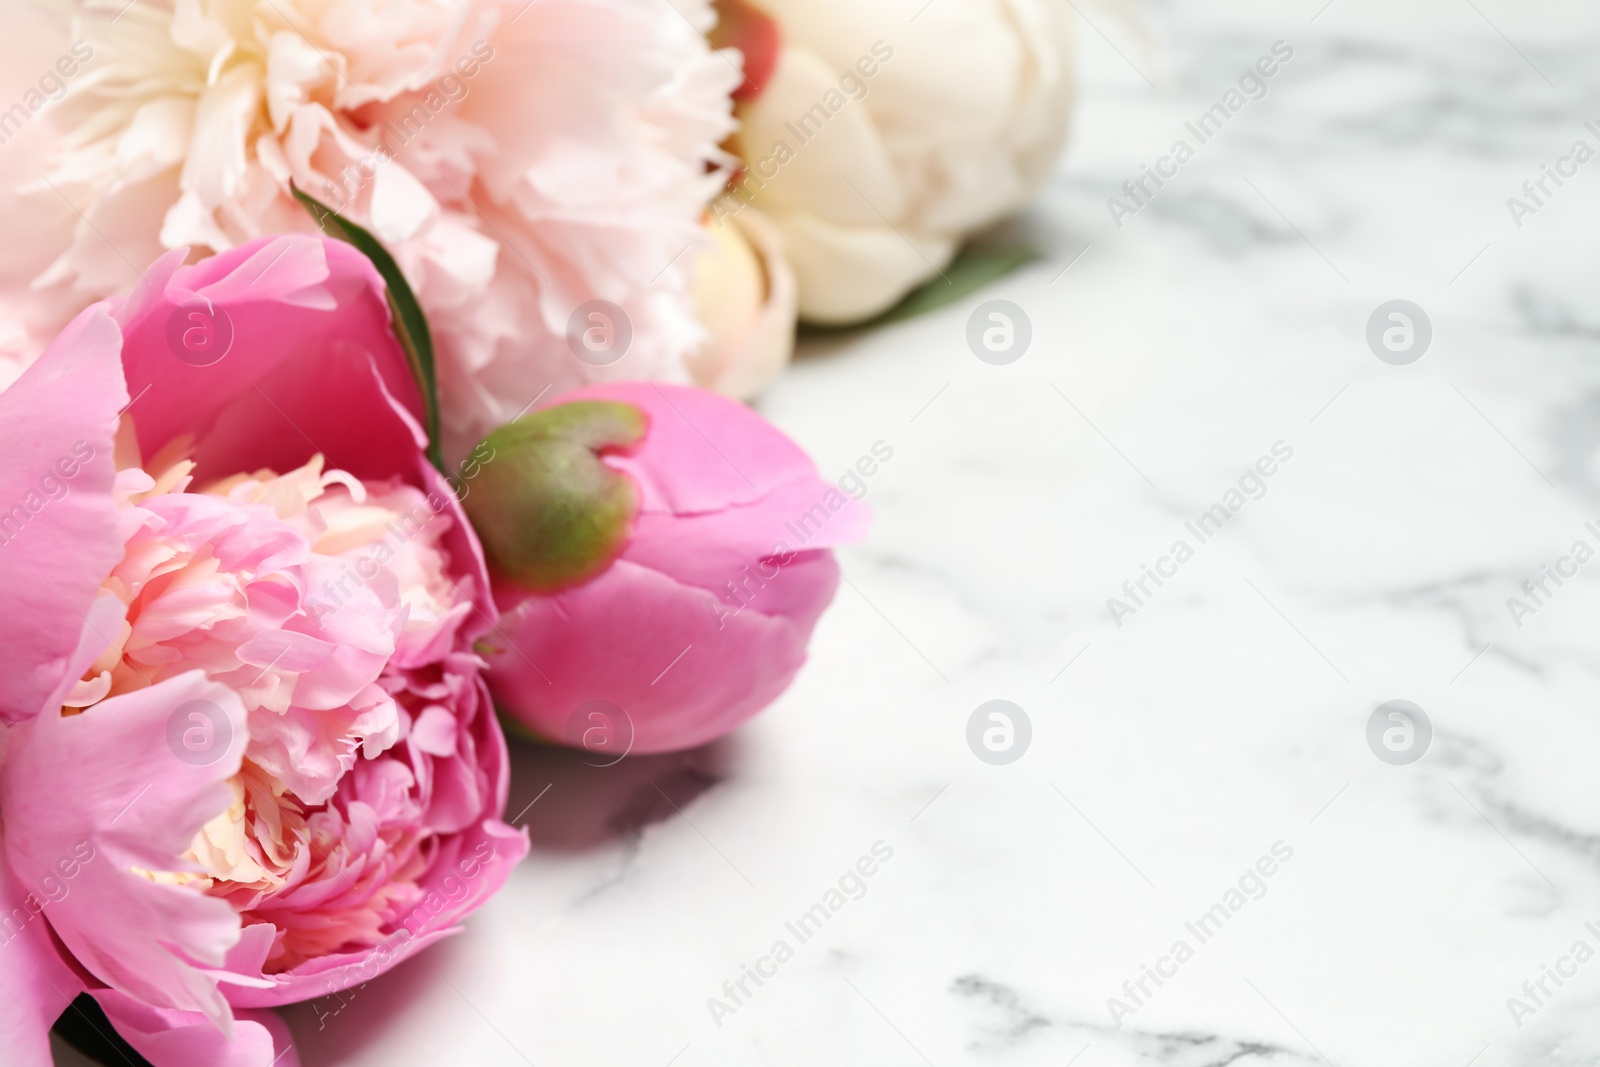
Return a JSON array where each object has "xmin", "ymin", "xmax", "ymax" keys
[
  {"xmin": 463, "ymin": 401, "xmax": 649, "ymax": 593},
  {"xmin": 291, "ymin": 182, "xmax": 445, "ymax": 473},
  {"xmin": 800, "ymin": 240, "xmax": 1040, "ymax": 335}
]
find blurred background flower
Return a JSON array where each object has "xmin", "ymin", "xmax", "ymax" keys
[
  {"xmin": 714, "ymin": 0, "xmax": 1077, "ymax": 326},
  {"xmin": 685, "ymin": 201, "xmax": 797, "ymax": 399},
  {"xmin": 0, "ymin": 0, "xmax": 739, "ymax": 458}
]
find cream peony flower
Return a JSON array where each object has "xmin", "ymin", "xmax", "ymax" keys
[
  {"xmin": 685, "ymin": 199, "xmax": 796, "ymax": 399},
  {"xmin": 0, "ymin": 0, "xmax": 739, "ymax": 456},
  {"xmin": 721, "ymin": 0, "xmax": 1075, "ymax": 325}
]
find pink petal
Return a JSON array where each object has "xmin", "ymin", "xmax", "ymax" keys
[
  {"xmin": 43, "ymin": 593, "xmax": 134, "ymax": 714},
  {"xmin": 234, "ymin": 629, "xmax": 338, "ymax": 675},
  {"xmin": 226, "ymin": 819, "xmax": 527, "ymax": 1008},
  {"xmin": 419, "ymin": 460, "xmax": 497, "ymax": 641},
  {"xmin": 563, "ymin": 382, "xmax": 852, "ymax": 515},
  {"xmin": 112, "ymin": 235, "xmax": 425, "ymax": 488},
  {"xmin": 0, "ymin": 304, "xmax": 126, "ymax": 724},
  {"xmin": 95, "ymin": 989, "xmax": 299, "ymax": 1067},
  {"xmin": 622, "ymin": 490, "xmax": 864, "ymax": 598},
  {"xmin": 1, "ymin": 672, "xmax": 251, "ymax": 1028},
  {"xmin": 0, "ymin": 827, "xmax": 84, "ymax": 1067},
  {"xmin": 488, "ymin": 554, "xmax": 838, "ymax": 753},
  {"xmin": 410, "ymin": 704, "xmax": 458, "ymax": 756}
]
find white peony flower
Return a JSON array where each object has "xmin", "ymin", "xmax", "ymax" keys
[{"xmin": 719, "ymin": 0, "xmax": 1075, "ymax": 325}]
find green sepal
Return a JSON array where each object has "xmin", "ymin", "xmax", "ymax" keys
[{"xmin": 464, "ymin": 401, "xmax": 648, "ymax": 593}]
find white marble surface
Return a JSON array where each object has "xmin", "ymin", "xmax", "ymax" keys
[{"xmin": 62, "ymin": 1, "xmax": 1600, "ymax": 1063}]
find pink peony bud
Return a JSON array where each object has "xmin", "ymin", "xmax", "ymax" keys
[{"xmin": 466, "ymin": 383, "xmax": 868, "ymax": 755}]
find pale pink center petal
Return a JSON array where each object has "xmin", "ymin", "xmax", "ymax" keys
[{"xmin": 75, "ymin": 446, "xmax": 482, "ymax": 972}]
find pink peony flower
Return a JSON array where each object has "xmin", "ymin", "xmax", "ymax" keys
[
  {"xmin": 0, "ymin": 233, "xmax": 526, "ymax": 1065},
  {"xmin": 464, "ymin": 382, "xmax": 869, "ymax": 754},
  {"xmin": 0, "ymin": 0, "xmax": 740, "ymax": 456}
]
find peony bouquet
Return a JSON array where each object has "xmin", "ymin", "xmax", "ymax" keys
[
  {"xmin": 0, "ymin": 230, "xmax": 866, "ymax": 1065},
  {"xmin": 0, "ymin": 0, "xmax": 1077, "ymax": 1061}
]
